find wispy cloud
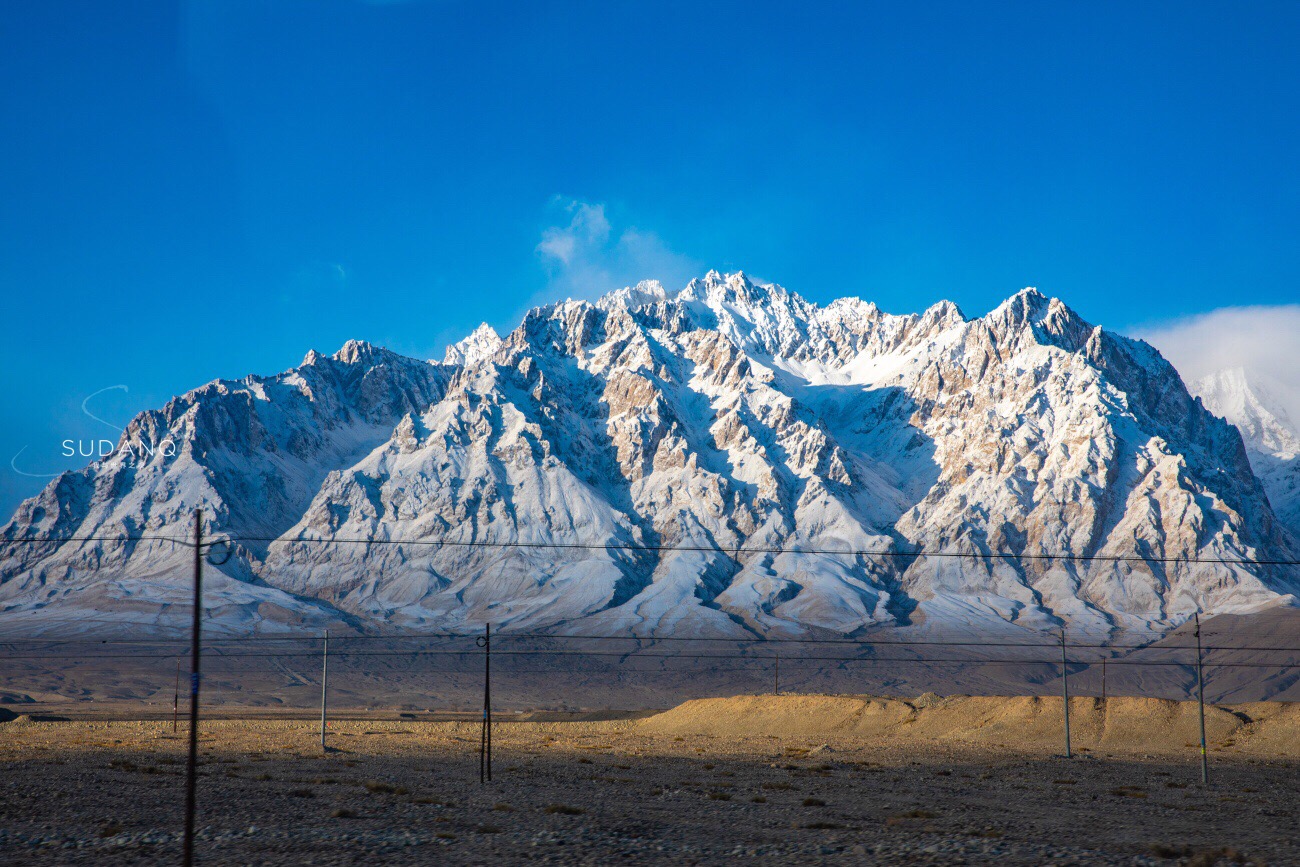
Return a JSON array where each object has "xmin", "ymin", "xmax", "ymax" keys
[
  {"xmin": 1133, "ymin": 305, "xmax": 1300, "ymax": 426},
  {"xmin": 535, "ymin": 198, "xmax": 700, "ymax": 301}
]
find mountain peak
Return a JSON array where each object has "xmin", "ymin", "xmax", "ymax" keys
[
  {"xmin": 982, "ymin": 287, "xmax": 1096, "ymax": 343},
  {"xmin": 680, "ymin": 270, "xmax": 777, "ymax": 307},
  {"xmin": 597, "ymin": 280, "xmax": 670, "ymax": 311},
  {"xmin": 333, "ymin": 339, "xmax": 382, "ymax": 365},
  {"xmin": 921, "ymin": 298, "xmax": 965, "ymax": 324},
  {"xmin": 990, "ymin": 286, "xmax": 1048, "ymax": 317},
  {"xmin": 1195, "ymin": 367, "xmax": 1300, "ymax": 457},
  {"xmin": 300, "ymin": 340, "xmax": 407, "ymax": 370},
  {"xmin": 1200, "ymin": 366, "xmax": 1251, "ymax": 393},
  {"xmin": 1189, "ymin": 366, "xmax": 1300, "ymax": 538},
  {"xmin": 443, "ymin": 322, "xmax": 503, "ymax": 367}
]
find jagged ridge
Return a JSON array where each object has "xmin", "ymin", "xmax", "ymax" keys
[{"xmin": 2, "ymin": 272, "xmax": 1296, "ymax": 637}]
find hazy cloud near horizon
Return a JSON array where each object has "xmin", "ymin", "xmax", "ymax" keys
[
  {"xmin": 1133, "ymin": 305, "xmax": 1300, "ymax": 429},
  {"xmin": 535, "ymin": 198, "xmax": 701, "ymax": 302}
]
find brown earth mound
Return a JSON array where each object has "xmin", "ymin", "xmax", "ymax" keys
[{"xmin": 637, "ymin": 694, "xmax": 1300, "ymax": 756}]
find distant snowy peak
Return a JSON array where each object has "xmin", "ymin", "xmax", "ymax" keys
[
  {"xmin": 1194, "ymin": 367, "xmax": 1300, "ymax": 458},
  {"xmin": 1188, "ymin": 365, "xmax": 1300, "ymax": 543},
  {"xmin": 443, "ymin": 323, "xmax": 503, "ymax": 367}
]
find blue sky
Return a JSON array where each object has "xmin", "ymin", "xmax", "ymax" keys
[{"xmin": 3, "ymin": 0, "xmax": 1299, "ymax": 516}]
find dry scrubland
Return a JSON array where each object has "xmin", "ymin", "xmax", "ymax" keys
[{"xmin": 1, "ymin": 695, "xmax": 1297, "ymax": 865}]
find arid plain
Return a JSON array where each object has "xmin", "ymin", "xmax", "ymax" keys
[{"xmin": 1, "ymin": 694, "xmax": 1297, "ymax": 865}]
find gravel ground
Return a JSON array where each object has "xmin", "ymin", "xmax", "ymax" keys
[{"xmin": 0, "ymin": 717, "xmax": 1293, "ymax": 865}]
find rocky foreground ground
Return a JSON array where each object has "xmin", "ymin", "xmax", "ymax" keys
[{"xmin": 0, "ymin": 697, "xmax": 1296, "ymax": 865}]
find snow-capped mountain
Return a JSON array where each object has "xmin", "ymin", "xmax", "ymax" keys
[
  {"xmin": 2, "ymin": 272, "xmax": 1296, "ymax": 638},
  {"xmin": 1191, "ymin": 366, "xmax": 1300, "ymax": 542}
]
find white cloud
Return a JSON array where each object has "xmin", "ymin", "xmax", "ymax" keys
[
  {"xmin": 537, "ymin": 201, "xmax": 610, "ymax": 265},
  {"xmin": 535, "ymin": 198, "xmax": 700, "ymax": 300},
  {"xmin": 1132, "ymin": 305, "xmax": 1300, "ymax": 426}
]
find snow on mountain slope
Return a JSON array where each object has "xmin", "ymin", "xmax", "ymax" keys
[
  {"xmin": 0, "ymin": 342, "xmax": 451, "ymax": 634},
  {"xmin": 2, "ymin": 273, "xmax": 1296, "ymax": 638},
  {"xmin": 442, "ymin": 323, "xmax": 503, "ymax": 367},
  {"xmin": 1191, "ymin": 366, "xmax": 1300, "ymax": 542}
]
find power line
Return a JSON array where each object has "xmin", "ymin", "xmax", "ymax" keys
[
  {"xmin": 2, "ymin": 631, "xmax": 1295, "ymax": 652},
  {"xmin": 0, "ymin": 625, "xmax": 1285, "ymax": 652},
  {"xmin": 0, "ymin": 647, "xmax": 1294, "ymax": 668},
  {"xmin": 4, "ymin": 532, "xmax": 1296, "ymax": 566},
  {"xmin": 5, "ymin": 617, "xmax": 1173, "ymax": 639},
  {"xmin": 0, "ymin": 623, "xmax": 1256, "ymax": 648}
]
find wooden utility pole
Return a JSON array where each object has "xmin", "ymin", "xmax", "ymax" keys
[
  {"xmin": 182, "ymin": 508, "xmax": 203, "ymax": 867},
  {"xmin": 1060, "ymin": 628, "xmax": 1072, "ymax": 759},
  {"xmin": 1195, "ymin": 613, "xmax": 1209, "ymax": 785},
  {"xmin": 478, "ymin": 624, "xmax": 492, "ymax": 783},
  {"xmin": 173, "ymin": 657, "xmax": 181, "ymax": 733},
  {"xmin": 320, "ymin": 630, "xmax": 329, "ymax": 751}
]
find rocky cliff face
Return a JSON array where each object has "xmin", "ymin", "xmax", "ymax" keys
[{"xmin": 3, "ymin": 273, "xmax": 1296, "ymax": 637}]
